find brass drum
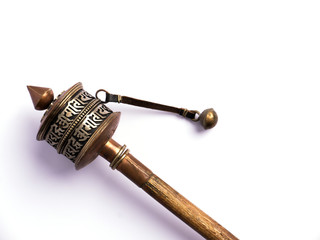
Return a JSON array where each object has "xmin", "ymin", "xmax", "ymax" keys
[{"xmin": 36, "ymin": 82, "xmax": 120, "ymax": 169}]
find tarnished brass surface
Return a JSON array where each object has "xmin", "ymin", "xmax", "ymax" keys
[
  {"xmin": 109, "ymin": 144, "xmax": 128, "ymax": 170},
  {"xmin": 95, "ymin": 88, "xmax": 218, "ymax": 130},
  {"xmin": 99, "ymin": 139, "xmax": 153, "ymax": 187},
  {"xmin": 27, "ymin": 86, "xmax": 54, "ymax": 110},
  {"xmin": 37, "ymin": 82, "xmax": 83, "ymax": 141},
  {"xmin": 28, "ymin": 82, "xmax": 237, "ymax": 240},
  {"xmin": 30, "ymin": 82, "xmax": 120, "ymax": 169},
  {"xmin": 199, "ymin": 108, "xmax": 218, "ymax": 129},
  {"xmin": 74, "ymin": 112, "xmax": 120, "ymax": 169}
]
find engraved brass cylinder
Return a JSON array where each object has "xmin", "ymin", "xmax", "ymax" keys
[{"xmin": 36, "ymin": 82, "xmax": 120, "ymax": 169}]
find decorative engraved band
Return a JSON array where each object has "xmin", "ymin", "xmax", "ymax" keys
[
  {"xmin": 61, "ymin": 103, "xmax": 112, "ymax": 162},
  {"xmin": 37, "ymin": 83, "xmax": 83, "ymax": 140},
  {"xmin": 74, "ymin": 113, "xmax": 118, "ymax": 167},
  {"xmin": 44, "ymin": 88, "xmax": 113, "ymax": 162},
  {"xmin": 45, "ymin": 90, "xmax": 96, "ymax": 150},
  {"xmin": 57, "ymin": 98, "xmax": 100, "ymax": 154}
]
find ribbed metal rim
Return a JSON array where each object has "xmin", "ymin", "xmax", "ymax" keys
[{"xmin": 36, "ymin": 82, "xmax": 83, "ymax": 141}]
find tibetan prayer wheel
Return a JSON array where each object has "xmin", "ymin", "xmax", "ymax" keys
[{"xmin": 27, "ymin": 82, "xmax": 237, "ymax": 240}]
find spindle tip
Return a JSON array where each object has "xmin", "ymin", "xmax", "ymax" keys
[{"xmin": 27, "ymin": 85, "xmax": 54, "ymax": 110}]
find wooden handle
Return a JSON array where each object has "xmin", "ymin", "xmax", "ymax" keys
[
  {"xmin": 143, "ymin": 174, "xmax": 237, "ymax": 240},
  {"xmin": 100, "ymin": 139, "xmax": 238, "ymax": 240}
]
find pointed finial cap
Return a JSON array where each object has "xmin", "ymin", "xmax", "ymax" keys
[{"xmin": 27, "ymin": 85, "xmax": 54, "ymax": 110}]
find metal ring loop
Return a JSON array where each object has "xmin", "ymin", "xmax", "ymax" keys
[
  {"xmin": 113, "ymin": 149, "xmax": 130, "ymax": 170},
  {"xmin": 182, "ymin": 108, "xmax": 188, "ymax": 117},
  {"xmin": 190, "ymin": 110, "xmax": 200, "ymax": 122},
  {"xmin": 110, "ymin": 145, "xmax": 130, "ymax": 170},
  {"xmin": 95, "ymin": 89, "xmax": 109, "ymax": 103}
]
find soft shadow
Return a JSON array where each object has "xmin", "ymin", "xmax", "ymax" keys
[
  {"xmin": 24, "ymin": 113, "xmax": 203, "ymax": 239},
  {"xmin": 89, "ymin": 160, "xmax": 204, "ymax": 240},
  {"xmin": 24, "ymin": 115, "xmax": 75, "ymax": 177}
]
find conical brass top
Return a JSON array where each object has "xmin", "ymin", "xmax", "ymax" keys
[{"xmin": 27, "ymin": 85, "xmax": 54, "ymax": 110}]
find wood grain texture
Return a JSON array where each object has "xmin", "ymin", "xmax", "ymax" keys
[
  {"xmin": 142, "ymin": 175, "xmax": 238, "ymax": 240},
  {"xmin": 100, "ymin": 140, "xmax": 238, "ymax": 240}
]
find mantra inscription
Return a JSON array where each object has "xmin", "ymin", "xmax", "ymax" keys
[
  {"xmin": 62, "ymin": 104, "xmax": 111, "ymax": 161},
  {"xmin": 44, "ymin": 90, "xmax": 112, "ymax": 162}
]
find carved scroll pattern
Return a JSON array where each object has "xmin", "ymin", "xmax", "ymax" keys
[
  {"xmin": 45, "ymin": 90, "xmax": 95, "ymax": 149},
  {"xmin": 63, "ymin": 104, "xmax": 111, "ymax": 161}
]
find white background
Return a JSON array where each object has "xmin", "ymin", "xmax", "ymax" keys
[{"xmin": 0, "ymin": 1, "xmax": 320, "ymax": 239}]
